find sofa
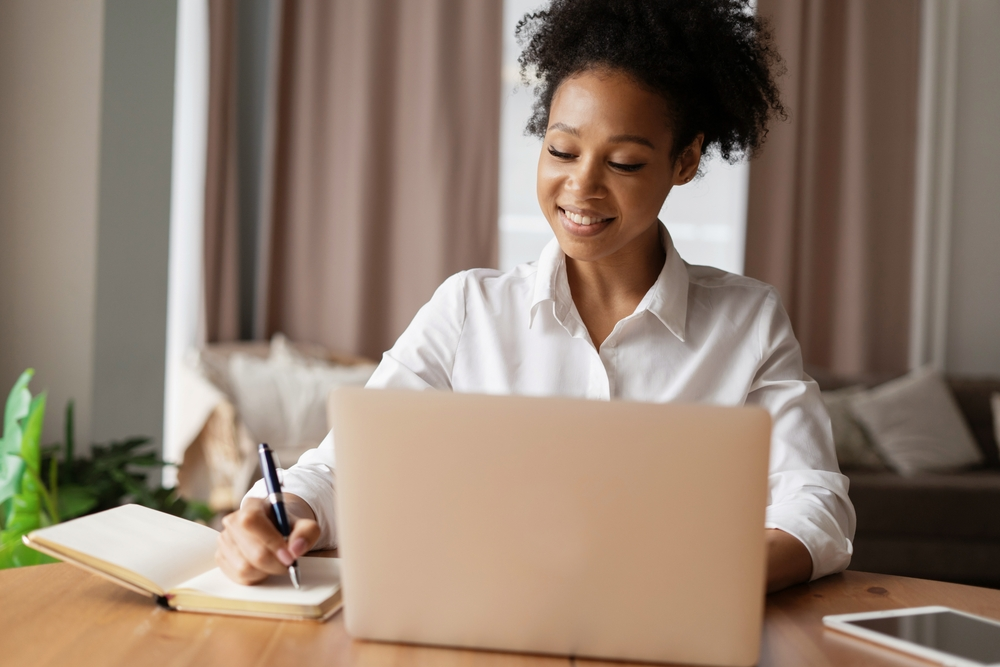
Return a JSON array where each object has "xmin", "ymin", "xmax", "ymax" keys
[
  {"xmin": 176, "ymin": 337, "xmax": 376, "ymax": 512},
  {"xmin": 810, "ymin": 369, "xmax": 1000, "ymax": 587}
]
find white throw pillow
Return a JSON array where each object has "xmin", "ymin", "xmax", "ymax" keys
[
  {"xmin": 848, "ymin": 367, "xmax": 982, "ymax": 476},
  {"xmin": 820, "ymin": 385, "xmax": 885, "ymax": 469},
  {"xmin": 226, "ymin": 336, "xmax": 376, "ymax": 466}
]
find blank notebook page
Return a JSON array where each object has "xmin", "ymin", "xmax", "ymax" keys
[
  {"xmin": 175, "ymin": 557, "xmax": 340, "ymax": 605},
  {"xmin": 31, "ymin": 504, "xmax": 219, "ymax": 592}
]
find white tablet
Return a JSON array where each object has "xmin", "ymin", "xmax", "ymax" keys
[{"xmin": 824, "ymin": 606, "xmax": 1000, "ymax": 667}]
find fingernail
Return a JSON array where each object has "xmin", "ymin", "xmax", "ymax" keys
[
  {"xmin": 277, "ymin": 548, "xmax": 294, "ymax": 566},
  {"xmin": 290, "ymin": 538, "xmax": 308, "ymax": 557}
]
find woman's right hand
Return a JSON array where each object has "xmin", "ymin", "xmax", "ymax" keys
[{"xmin": 216, "ymin": 493, "xmax": 321, "ymax": 585}]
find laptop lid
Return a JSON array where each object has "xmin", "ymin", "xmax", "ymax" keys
[{"xmin": 331, "ymin": 388, "xmax": 771, "ymax": 666}]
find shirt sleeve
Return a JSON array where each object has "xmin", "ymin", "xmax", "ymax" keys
[
  {"xmin": 748, "ymin": 289, "xmax": 857, "ymax": 580},
  {"xmin": 242, "ymin": 272, "xmax": 469, "ymax": 548}
]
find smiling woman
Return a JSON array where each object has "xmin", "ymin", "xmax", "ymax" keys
[
  {"xmin": 537, "ymin": 70, "xmax": 697, "ymax": 345},
  {"xmin": 518, "ymin": 0, "xmax": 781, "ymax": 362},
  {"xmin": 541, "ymin": 76, "xmax": 682, "ymax": 253},
  {"xmin": 219, "ymin": 0, "xmax": 855, "ymax": 597}
]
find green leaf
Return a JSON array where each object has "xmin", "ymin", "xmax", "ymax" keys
[
  {"xmin": 0, "ymin": 389, "xmax": 65, "ymax": 569},
  {"xmin": 20, "ymin": 393, "xmax": 46, "ymax": 474},
  {"xmin": 7, "ymin": 393, "xmax": 57, "ymax": 528},
  {"xmin": 1, "ymin": 369, "xmax": 33, "ymax": 452},
  {"xmin": 0, "ymin": 532, "xmax": 57, "ymax": 569},
  {"xmin": 64, "ymin": 400, "xmax": 75, "ymax": 472},
  {"xmin": 0, "ymin": 492, "xmax": 47, "ymax": 570},
  {"xmin": 56, "ymin": 485, "xmax": 98, "ymax": 521},
  {"xmin": 0, "ymin": 370, "xmax": 33, "ymax": 512},
  {"xmin": 0, "ymin": 455, "xmax": 24, "ymax": 523},
  {"xmin": 48, "ymin": 454, "xmax": 58, "ymax": 515},
  {"xmin": 4, "ymin": 493, "xmax": 42, "ymax": 535},
  {"xmin": 13, "ymin": 543, "xmax": 57, "ymax": 567}
]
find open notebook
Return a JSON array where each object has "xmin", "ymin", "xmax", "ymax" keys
[{"xmin": 23, "ymin": 504, "xmax": 342, "ymax": 621}]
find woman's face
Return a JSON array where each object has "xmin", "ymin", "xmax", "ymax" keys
[{"xmin": 537, "ymin": 69, "xmax": 699, "ymax": 265}]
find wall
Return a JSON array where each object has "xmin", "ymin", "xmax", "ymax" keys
[
  {"xmin": 89, "ymin": 0, "xmax": 177, "ymax": 451},
  {"xmin": 945, "ymin": 0, "xmax": 1000, "ymax": 375},
  {"xmin": 0, "ymin": 0, "xmax": 179, "ymax": 454},
  {"xmin": 0, "ymin": 0, "xmax": 105, "ymax": 446}
]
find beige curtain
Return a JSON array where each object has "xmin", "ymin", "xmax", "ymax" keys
[
  {"xmin": 745, "ymin": 0, "xmax": 921, "ymax": 376},
  {"xmin": 203, "ymin": 0, "xmax": 240, "ymax": 343},
  {"xmin": 261, "ymin": 0, "xmax": 501, "ymax": 359}
]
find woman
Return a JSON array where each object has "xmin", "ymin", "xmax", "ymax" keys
[{"xmin": 217, "ymin": 0, "xmax": 855, "ymax": 594}]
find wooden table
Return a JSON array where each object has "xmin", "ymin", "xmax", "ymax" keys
[{"xmin": 3, "ymin": 564, "xmax": 1000, "ymax": 667}]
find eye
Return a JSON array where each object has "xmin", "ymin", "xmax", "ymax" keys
[
  {"xmin": 609, "ymin": 161, "xmax": 646, "ymax": 173},
  {"xmin": 547, "ymin": 146, "xmax": 575, "ymax": 160}
]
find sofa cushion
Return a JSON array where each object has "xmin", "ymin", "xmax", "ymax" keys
[
  {"xmin": 849, "ymin": 367, "xmax": 983, "ymax": 475},
  {"xmin": 808, "ymin": 370, "xmax": 1000, "ymax": 468},
  {"xmin": 848, "ymin": 470, "xmax": 1000, "ymax": 541},
  {"xmin": 821, "ymin": 386, "xmax": 885, "ymax": 469},
  {"xmin": 226, "ymin": 337, "xmax": 376, "ymax": 464},
  {"xmin": 946, "ymin": 378, "xmax": 1000, "ymax": 467}
]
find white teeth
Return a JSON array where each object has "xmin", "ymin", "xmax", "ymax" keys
[{"xmin": 562, "ymin": 209, "xmax": 607, "ymax": 226}]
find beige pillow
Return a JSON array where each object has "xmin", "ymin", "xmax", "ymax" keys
[
  {"xmin": 226, "ymin": 336, "xmax": 377, "ymax": 466},
  {"xmin": 820, "ymin": 386, "xmax": 885, "ymax": 469},
  {"xmin": 849, "ymin": 367, "xmax": 982, "ymax": 476}
]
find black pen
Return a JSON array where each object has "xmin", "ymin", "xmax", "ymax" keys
[{"xmin": 257, "ymin": 443, "xmax": 301, "ymax": 589}]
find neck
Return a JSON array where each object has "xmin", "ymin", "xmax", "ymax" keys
[{"xmin": 565, "ymin": 222, "xmax": 666, "ymax": 306}]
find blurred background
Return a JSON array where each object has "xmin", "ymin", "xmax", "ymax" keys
[{"xmin": 1, "ymin": 0, "xmax": 999, "ymax": 579}]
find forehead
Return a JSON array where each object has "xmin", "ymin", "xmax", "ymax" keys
[{"xmin": 548, "ymin": 69, "xmax": 672, "ymax": 140}]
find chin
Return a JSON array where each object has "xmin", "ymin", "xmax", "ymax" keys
[{"xmin": 554, "ymin": 233, "xmax": 614, "ymax": 264}]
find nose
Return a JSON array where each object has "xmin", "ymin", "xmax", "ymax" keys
[{"xmin": 566, "ymin": 155, "xmax": 606, "ymax": 199}]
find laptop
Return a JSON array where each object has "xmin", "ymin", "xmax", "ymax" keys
[{"xmin": 330, "ymin": 388, "xmax": 772, "ymax": 667}]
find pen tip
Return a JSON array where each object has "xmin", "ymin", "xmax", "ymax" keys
[{"xmin": 290, "ymin": 565, "xmax": 301, "ymax": 590}]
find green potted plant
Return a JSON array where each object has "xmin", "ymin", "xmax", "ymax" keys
[
  {"xmin": 0, "ymin": 370, "xmax": 57, "ymax": 567},
  {"xmin": 0, "ymin": 369, "xmax": 213, "ymax": 569}
]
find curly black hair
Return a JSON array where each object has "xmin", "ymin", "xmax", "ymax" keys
[{"xmin": 516, "ymin": 0, "xmax": 785, "ymax": 163}]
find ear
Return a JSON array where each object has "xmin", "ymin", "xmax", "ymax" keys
[{"xmin": 672, "ymin": 134, "xmax": 704, "ymax": 185}]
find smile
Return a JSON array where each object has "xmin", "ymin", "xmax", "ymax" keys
[
  {"xmin": 557, "ymin": 207, "xmax": 615, "ymax": 238},
  {"xmin": 558, "ymin": 207, "xmax": 614, "ymax": 226}
]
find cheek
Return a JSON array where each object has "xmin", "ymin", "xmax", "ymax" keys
[
  {"xmin": 535, "ymin": 159, "xmax": 561, "ymax": 205},
  {"xmin": 620, "ymin": 176, "xmax": 670, "ymax": 217}
]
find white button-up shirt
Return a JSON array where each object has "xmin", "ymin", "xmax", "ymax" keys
[{"xmin": 247, "ymin": 226, "xmax": 856, "ymax": 580}]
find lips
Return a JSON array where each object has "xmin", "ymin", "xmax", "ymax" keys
[{"xmin": 557, "ymin": 206, "xmax": 614, "ymax": 238}]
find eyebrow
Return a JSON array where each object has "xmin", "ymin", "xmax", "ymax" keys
[{"xmin": 547, "ymin": 122, "xmax": 656, "ymax": 150}]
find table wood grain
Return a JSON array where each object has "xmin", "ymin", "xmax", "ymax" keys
[{"xmin": 2, "ymin": 563, "xmax": 999, "ymax": 667}]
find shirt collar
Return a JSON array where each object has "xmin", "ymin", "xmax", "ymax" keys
[{"xmin": 528, "ymin": 222, "xmax": 689, "ymax": 342}]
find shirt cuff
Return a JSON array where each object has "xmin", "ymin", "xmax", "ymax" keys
[
  {"xmin": 242, "ymin": 463, "xmax": 339, "ymax": 550},
  {"xmin": 765, "ymin": 500, "xmax": 854, "ymax": 581}
]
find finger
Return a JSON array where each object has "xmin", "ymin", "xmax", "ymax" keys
[
  {"xmin": 225, "ymin": 514, "xmax": 290, "ymax": 574},
  {"xmin": 215, "ymin": 531, "xmax": 269, "ymax": 585},
  {"xmin": 240, "ymin": 496, "xmax": 275, "ymax": 521},
  {"xmin": 222, "ymin": 505, "xmax": 292, "ymax": 575},
  {"xmin": 287, "ymin": 518, "xmax": 322, "ymax": 559}
]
